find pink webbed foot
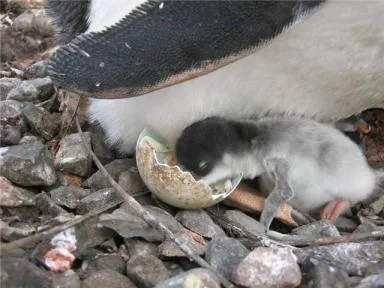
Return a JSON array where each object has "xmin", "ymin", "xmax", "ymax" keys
[{"xmin": 320, "ymin": 198, "xmax": 352, "ymax": 222}]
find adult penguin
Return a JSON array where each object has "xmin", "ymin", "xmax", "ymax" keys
[{"xmin": 47, "ymin": 0, "xmax": 384, "ymax": 155}]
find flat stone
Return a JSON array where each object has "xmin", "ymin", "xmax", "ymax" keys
[
  {"xmin": 7, "ymin": 77, "xmax": 53, "ymax": 103},
  {"xmin": 125, "ymin": 238, "xmax": 158, "ymax": 258},
  {"xmin": 118, "ymin": 169, "xmax": 146, "ymax": 195},
  {"xmin": 224, "ymin": 210, "xmax": 265, "ymax": 237},
  {"xmin": 76, "ymin": 216, "xmax": 116, "ymax": 254},
  {"xmin": 0, "ymin": 257, "xmax": 51, "ymax": 288},
  {"xmin": 84, "ymin": 158, "xmax": 136, "ymax": 191},
  {"xmin": 52, "ymin": 270, "xmax": 81, "ymax": 288},
  {"xmin": 0, "ymin": 100, "xmax": 24, "ymax": 146},
  {"xmin": 55, "ymin": 132, "xmax": 92, "ymax": 177},
  {"xmin": 0, "ymin": 220, "xmax": 36, "ymax": 242},
  {"xmin": 89, "ymin": 125, "xmax": 116, "ymax": 165},
  {"xmin": 88, "ymin": 253, "xmax": 126, "ymax": 275},
  {"xmin": 0, "ymin": 78, "xmax": 21, "ymax": 100},
  {"xmin": 22, "ymin": 103, "xmax": 60, "ymax": 140},
  {"xmin": 205, "ymin": 236, "xmax": 249, "ymax": 279},
  {"xmin": 12, "ymin": 9, "xmax": 53, "ymax": 37},
  {"xmin": 155, "ymin": 268, "xmax": 220, "ymax": 288},
  {"xmin": 162, "ymin": 262, "xmax": 184, "ymax": 278},
  {"xmin": 158, "ymin": 229, "xmax": 207, "ymax": 257},
  {"xmin": 293, "ymin": 219, "xmax": 340, "ymax": 238},
  {"xmin": 76, "ymin": 188, "xmax": 121, "ymax": 215},
  {"xmin": 50, "ymin": 186, "xmax": 91, "ymax": 209},
  {"xmin": 99, "ymin": 204, "xmax": 182, "ymax": 242},
  {"xmin": 19, "ymin": 134, "xmax": 42, "ymax": 144},
  {"xmin": 0, "ymin": 176, "xmax": 35, "ymax": 207},
  {"xmin": 233, "ymin": 247, "xmax": 301, "ymax": 288},
  {"xmin": 83, "ymin": 268, "xmax": 137, "ymax": 288},
  {"xmin": 34, "ymin": 192, "xmax": 69, "ymax": 217},
  {"xmin": 175, "ymin": 209, "xmax": 225, "ymax": 239},
  {"xmin": 0, "ymin": 141, "xmax": 57, "ymax": 186},
  {"xmin": 126, "ymin": 254, "xmax": 170, "ymax": 288},
  {"xmin": 307, "ymin": 264, "xmax": 350, "ymax": 288}
]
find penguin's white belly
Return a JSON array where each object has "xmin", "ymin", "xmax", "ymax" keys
[{"xmin": 88, "ymin": 1, "xmax": 384, "ymax": 154}]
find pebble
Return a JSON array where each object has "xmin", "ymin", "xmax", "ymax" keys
[
  {"xmin": 0, "ymin": 78, "xmax": 21, "ymax": 100},
  {"xmin": 118, "ymin": 169, "xmax": 146, "ymax": 195},
  {"xmin": 87, "ymin": 253, "xmax": 126, "ymax": 275},
  {"xmin": 0, "ymin": 141, "xmax": 57, "ymax": 186},
  {"xmin": 52, "ymin": 270, "xmax": 81, "ymax": 288},
  {"xmin": 76, "ymin": 188, "xmax": 121, "ymax": 215},
  {"xmin": 223, "ymin": 210, "xmax": 265, "ymax": 237},
  {"xmin": 232, "ymin": 247, "xmax": 302, "ymax": 288},
  {"xmin": 158, "ymin": 229, "xmax": 207, "ymax": 257},
  {"xmin": 75, "ymin": 217, "xmax": 116, "ymax": 254},
  {"xmin": 19, "ymin": 134, "xmax": 42, "ymax": 144},
  {"xmin": 155, "ymin": 268, "xmax": 220, "ymax": 288},
  {"xmin": 50, "ymin": 186, "xmax": 91, "ymax": 209},
  {"xmin": 55, "ymin": 132, "xmax": 93, "ymax": 177},
  {"xmin": 175, "ymin": 210, "xmax": 225, "ymax": 239},
  {"xmin": 126, "ymin": 254, "xmax": 170, "ymax": 288},
  {"xmin": 25, "ymin": 60, "xmax": 49, "ymax": 79},
  {"xmin": 99, "ymin": 204, "xmax": 183, "ymax": 242},
  {"xmin": 307, "ymin": 264, "xmax": 350, "ymax": 288},
  {"xmin": 292, "ymin": 219, "xmax": 340, "ymax": 238},
  {"xmin": 356, "ymin": 273, "xmax": 384, "ymax": 288},
  {"xmin": 83, "ymin": 268, "xmax": 137, "ymax": 288},
  {"xmin": 89, "ymin": 125, "xmax": 116, "ymax": 164},
  {"xmin": 205, "ymin": 236, "xmax": 249, "ymax": 279},
  {"xmin": 83, "ymin": 158, "xmax": 136, "ymax": 191},
  {"xmin": 22, "ymin": 102, "xmax": 60, "ymax": 140},
  {"xmin": 0, "ymin": 176, "xmax": 35, "ymax": 207},
  {"xmin": 0, "ymin": 257, "xmax": 51, "ymax": 288},
  {"xmin": 35, "ymin": 192, "xmax": 69, "ymax": 217},
  {"xmin": 7, "ymin": 77, "xmax": 54, "ymax": 103},
  {"xmin": 0, "ymin": 100, "xmax": 24, "ymax": 146},
  {"xmin": 125, "ymin": 238, "xmax": 159, "ymax": 258}
]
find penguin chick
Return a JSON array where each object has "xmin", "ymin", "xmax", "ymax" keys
[{"xmin": 175, "ymin": 116, "xmax": 377, "ymax": 231}]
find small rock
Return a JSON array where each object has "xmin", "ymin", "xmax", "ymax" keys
[
  {"xmin": 19, "ymin": 134, "xmax": 42, "ymax": 144},
  {"xmin": 88, "ymin": 253, "xmax": 126, "ymax": 275},
  {"xmin": 50, "ymin": 186, "xmax": 91, "ymax": 209},
  {"xmin": 158, "ymin": 229, "xmax": 207, "ymax": 257},
  {"xmin": 334, "ymin": 216, "xmax": 358, "ymax": 232},
  {"xmin": 233, "ymin": 247, "xmax": 301, "ymax": 288},
  {"xmin": 0, "ymin": 78, "xmax": 21, "ymax": 100},
  {"xmin": 89, "ymin": 125, "xmax": 116, "ymax": 165},
  {"xmin": 52, "ymin": 270, "xmax": 81, "ymax": 288},
  {"xmin": 99, "ymin": 204, "xmax": 183, "ymax": 242},
  {"xmin": 175, "ymin": 210, "xmax": 225, "ymax": 239},
  {"xmin": 83, "ymin": 268, "xmax": 137, "ymax": 288},
  {"xmin": 76, "ymin": 188, "xmax": 121, "ymax": 215},
  {"xmin": 0, "ymin": 220, "xmax": 35, "ymax": 241},
  {"xmin": 76, "ymin": 217, "xmax": 116, "ymax": 253},
  {"xmin": 162, "ymin": 262, "xmax": 184, "ymax": 278},
  {"xmin": 356, "ymin": 273, "xmax": 384, "ymax": 288},
  {"xmin": 25, "ymin": 60, "xmax": 49, "ymax": 79},
  {"xmin": 205, "ymin": 236, "xmax": 249, "ymax": 279},
  {"xmin": 35, "ymin": 192, "xmax": 69, "ymax": 217},
  {"xmin": 0, "ymin": 257, "xmax": 51, "ymax": 288},
  {"xmin": 0, "ymin": 141, "xmax": 57, "ymax": 186},
  {"xmin": 84, "ymin": 158, "xmax": 136, "ymax": 191},
  {"xmin": 155, "ymin": 268, "xmax": 220, "ymax": 288},
  {"xmin": 55, "ymin": 132, "xmax": 93, "ymax": 177},
  {"xmin": 0, "ymin": 176, "xmax": 35, "ymax": 207},
  {"xmin": 126, "ymin": 254, "xmax": 170, "ymax": 288},
  {"xmin": 12, "ymin": 9, "xmax": 53, "ymax": 37},
  {"xmin": 0, "ymin": 100, "xmax": 24, "ymax": 146},
  {"xmin": 353, "ymin": 222, "xmax": 379, "ymax": 233},
  {"xmin": 22, "ymin": 103, "xmax": 60, "ymax": 140},
  {"xmin": 118, "ymin": 169, "xmax": 146, "ymax": 195},
  {"xmin": 125, "ymin": 238, "xmax": 159, "ymax": 258},
  {"xmin": 307, "ymin": 264, "xmax": 350, "ymax": 288},
  {"xmin": 293, "ymin": 219, "xmax": 340, "ymax": 238},
  {"xmin": 7, "ymin": 77, "xmax": 54, "ymax": 103},
  {"xmin": 224, "ymin": 210, "xmax": 265, "ymax": 237}
]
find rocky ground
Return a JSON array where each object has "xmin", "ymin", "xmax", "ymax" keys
[{"xmin": 1, "ymin": 2, "xmax": 384, "ymax": 288}]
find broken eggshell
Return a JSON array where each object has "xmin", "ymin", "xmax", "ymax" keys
[{"xmin": 135, "ymin": 128, "xmax": 242, "ymax": 209}]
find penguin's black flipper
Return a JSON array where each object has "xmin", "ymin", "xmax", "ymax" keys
[{"xmin": 48, "ymin": 1, "xmax": 323, "ymax": 99}]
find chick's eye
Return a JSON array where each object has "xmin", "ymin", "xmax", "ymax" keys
[{"xmin": 195, "ymin": 161, "xmax": 211, "ymax": 175}]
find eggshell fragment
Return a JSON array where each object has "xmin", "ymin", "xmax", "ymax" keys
[{"xmin": 136, "ymin": 128, "xmax": 242, "ymax": 209}]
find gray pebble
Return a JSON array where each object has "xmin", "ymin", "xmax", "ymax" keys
[
  {"xmin": 50, "ymin": 186, "xmax": 91, "ymax": 209},
  {"xmin": 83, "ymin": 268, "xmax": 137, "ymax": 288},
  {"xmin": 0, "ymin": 78, "xmax": 22, "ymax": 100},
  {"xmin": 0, "ymin": 100, "xmax": 24, "ymax": 146},
  {"xmin": 0, "ymin": 141, "xmax": 57, "ymax": 186},
  {"xmin": 7, "ymin": 77, "xmax": 53, "ymax": 103}
]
